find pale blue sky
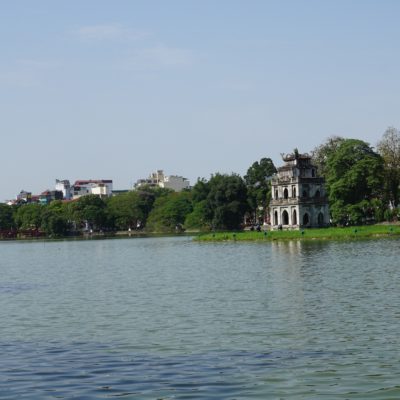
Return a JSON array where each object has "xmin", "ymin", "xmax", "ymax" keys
[{"xmin": 2, "ymin": 1, "xmax": 400, "ymax": 200}]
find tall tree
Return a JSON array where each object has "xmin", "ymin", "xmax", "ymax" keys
[
  {"xmin": 107, "ymin": 190, "xmax": 155, "ymax": 230},
  {"xmin": 146, "ymin": 191, "xmax": 193, "ymax": 232},
  {"xmin": 377, "ymin": 126, "xmax": 400, "ymax": 208},
  {"xmin": 70, "ymin": 195, "xmax": 108, "ymax": 231},
  {"xmin": 311, "ymin": 136, "xmax": 345, "ymax": 178},
  {"xmin": 325, "ymin": 139, "xmax": 385, "ymax": 224},
  {"xmin": 244, "ymin": 157, "xmax": 276, "ymax": 224},
  {"xmin": 0, "ymin": 204, "xmax": 15, "ymax": 230},
  {"xmin": 14, "ymin": 203, "xmax": 43, "ymax": 229},
  {"xmin": 197, "ymin": 173, "xmax": 248, "ymax": 230},
  {"xmin": 41, "ymin": 200, "xmax": 68, "ymax": 236}
]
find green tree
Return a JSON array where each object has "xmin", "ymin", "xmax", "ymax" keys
[
  {"xmin": 326, "ymin": 139, "xmax": 385, "ymax": 224},
  {"xmin": 146, "ymin": 191, "xmax": 193, "ymax": 232},
  {"xmin": 0, "ymin": 204, "xmax": 15, "ymax": 230},
  {"xmin": 377, "ymin": 126, "xmax": 400, "ymax": 208},
  {"xmin": 244, "ymin": 157, "xmax": 276, "ymax": 224},
  {"xmin": 14, "ymin": 203, "xmax": 43, "ymax": 229},
  {"xmin": 187, "ymin": 173, "xmax": 248, "ymax": 230},
  {"xmin": 70, "ymin": 195, "xmax": 108, "ymax": 231},
  {"xmin": 41, "ymin": 201, "xmax": 68, "ymax": 236},
  {"xmin": 311, "ymin": 136, "xmax": 345, "ymax": 178},
  {"xmin": 107, "ymin": 190, "xmax": 156, "ymax": 230}
]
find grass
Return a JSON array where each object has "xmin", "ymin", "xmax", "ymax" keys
[{"xmin": 195, "ymin": 225, "xmax": 400, "ymax": 242}]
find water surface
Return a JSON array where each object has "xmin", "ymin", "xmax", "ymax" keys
[{"xmin": 1, "ymin": 236, "xmax": 400, "ymax": 398}]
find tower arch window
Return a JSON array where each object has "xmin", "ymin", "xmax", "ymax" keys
[
  {"xmin": 274, "ymin": 211, "xmax": 278, "ymax": 225},
  {"xmin": 292, "ymin": 209, "xmax": 297, "ymax": 225},
  {"xmin": 318, "ymin": 212, "xmax": 324, "ymax": 226},
  {"xmin": 282, "ymin": 210, "xmax": 289, "ymax": 225},
  {"xmin": 283, "ymin": 188, "xmax": 289, "ymax": 199},
  {"xmin": 303, "ymin": 213, "xmax": 310, "ymax": 226}
]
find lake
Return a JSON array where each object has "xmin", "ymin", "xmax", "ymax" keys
[{"xmin": 1, "ymin": 236, "xmax": 400, "ymax": 399}]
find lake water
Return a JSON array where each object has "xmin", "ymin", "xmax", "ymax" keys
[{"xmin": 1, "ymin": 236, "xmax": 400, "ymax": 399}]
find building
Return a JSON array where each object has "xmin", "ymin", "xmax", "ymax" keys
[
  {"xmin": 72, "ymin": 180, "xmax": 113, "ymax": 199},
  {"xmin": 16, "ymin": 190, "xmax": 32, "ymax": 203},
  {"xmin": 134, "ymin": 170, "xmax": 190, "ymax": 192},
  {"xmin": 55, "ymin": 179, "xmax": 72, "ymax": 200},
  {"xmin": 39, "ymin": 190, "xmax": 63, "ymax": 205},
  {"xmin": 269, "ymin": 151, "xmax": 330, "ymax": 229}
]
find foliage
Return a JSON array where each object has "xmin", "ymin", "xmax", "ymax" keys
[
  {"xmin": 14, "ymin": 203, "xmax": 43, "ymax": 229},
  {"xmin": 311, "ymin": 136, "xmax": 345, "ymax": 178},
  {"xmin": 187, "ymin": 173, "xmax": 248, "ymax": 230},
  {"xmin": 184, "ymin": 200, "xmax": 211, "ymax": 230},
  {"xmin": 70, "ymin": 195, "xmax": 108, "ymax": 230},
  {"xmin": 244, "ymin": 158, "xmax": 276, "ymax": 223},
  {"xmin": 377, "ymin": 126, "xmax": 400, "ymax": 208},
  {"xmin": 0, "ymin": 204, "xmax": 15, "ymax": 230},
  {"xmin": 325, "ymin": 139, "xmax": 385, "ymax": 224},
  {"xmin": 107, "ymin": 190, "xmax": 155, "ymax": 230},
  {"xmin": 40, "ymin": 201, "xmax": 68, "ymax": 236},
  {"xmin": 146, "ymin": 191, "xmax": 193, "ymax": 231}
]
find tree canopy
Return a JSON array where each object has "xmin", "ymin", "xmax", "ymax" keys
[{"xmin": 325, "ymin": 139, "xmax": 385, "ymax": 224}]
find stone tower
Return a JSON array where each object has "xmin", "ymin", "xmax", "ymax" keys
[{"xmin": 269, "ymin": 151, "xmax": 329, "ymax": 229}]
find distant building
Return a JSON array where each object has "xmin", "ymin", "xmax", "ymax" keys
[
  {"xmin": 55, "ymin": 179, "xmax": 72, "ymax": 200},
  {"xmin": 269, "ymin": 151, "xmax": 330, "ymax": 229},
  {"xmin": 39, "ymin": 190, "xmax": 63, "ymax": 205},
  {"xmin": 17, "ymin": 190, "xmax": 32, "ymax": 203},
  {"xmin": 72, "ymin": 180, "xmax": 113, "ymax": 199},
  {"xmin": 134, "ymin": 170, "xmax": 190, "ymax": 192}
]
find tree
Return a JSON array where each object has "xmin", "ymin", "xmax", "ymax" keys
[
  {"xmin": 244, "ymin": 158, "xmax": 276, "ymax": 224},
  {"xmin": 325, "ymin": 139, "xmax": 385, "ymax": 224},
  {"xmin": 187, "ymin": 173, "xmax": 248, "ymax": 230},
  {"xmin": 14, "ymin": 203, "xmax": 43, "ymax": 229},
  {"xmin": 107, "ymin": 190, "xmax": 156, "ymax": 230},
  {"xmin": 146, "ymin": 191, "xmax": 193, "ymax": 232},
  {"xmin": 41, "ymin": 201, "xmax": 68, "ymax": 236},
  {"xmin": 377, "ymin": 126, "xmax": 400, "ymax": 208},
  {"xmin": 0, "ymin": 204, "xmax": 15, "ymax": 230},
  {"xmin": 70, "ymin": 195, "xmax": 108, "ymax": 231},
  {"xmin": 311, "ymin": 136, "xmax": 345, "ymax": 178}
]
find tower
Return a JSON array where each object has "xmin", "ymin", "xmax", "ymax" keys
[{"xmin": 269, "ymin": 151, "xmax": 329, "ymax": 229}]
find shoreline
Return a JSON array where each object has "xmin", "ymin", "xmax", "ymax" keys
[{"xmin": 195, "ymin": 225, "xmax": 400, "ymax": 242}]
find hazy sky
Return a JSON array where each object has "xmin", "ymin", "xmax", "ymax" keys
[{"xmin": 2, "ymin": 0, "xmax": 400, "ymax": 200}]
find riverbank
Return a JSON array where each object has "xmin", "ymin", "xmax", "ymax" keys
[{"xmin": 195, "ymin": 225, "xmax": 400, "ymax": 241}]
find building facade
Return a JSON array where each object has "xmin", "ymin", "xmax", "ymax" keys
[
  {"xmin": 55, "ymin": 179, "xmax": 72, "ymax": 200},
  {"xmin": 134, "ymin": 170, "xmax": 190, "ymax": 192},
  {"xmin": 269, "ymin": 151, "xmax": 330, "ymax": 229},
  {"xmin": 72, "ymin": 180, "xmax": 113, "ymax": 199}
]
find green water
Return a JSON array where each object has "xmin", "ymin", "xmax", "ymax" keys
[{"xmin": 1, "ymin": 236, "xmax": 399, "ymax": 399}]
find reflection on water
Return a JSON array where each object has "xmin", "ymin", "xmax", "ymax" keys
[{"xmin": 1, "ymin": 237, "xmax": 400, "ymax": 399}]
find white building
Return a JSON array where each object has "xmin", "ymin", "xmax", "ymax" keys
[
  {"xmin": 135, "ymin": 170, "xmax": 190, "ymax": 192},
  {"xmin": 269, "ymin": 151, "xmax": 330, "ymax": 229},
  {"xmin": 55, "ymin": 179, "xmax": 72, "ymax": 200},
  {"xmin": 72, "ymin": 180, "xmax": 113, "ymax": 199}
]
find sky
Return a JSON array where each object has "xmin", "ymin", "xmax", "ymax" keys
[{"xmin": 2, "ymin": 0, "xmax": 400, "ymax": 201}]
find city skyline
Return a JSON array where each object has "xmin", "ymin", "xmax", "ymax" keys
[{"xmin": 2, "ymin": 1, "xmax": 400, "ymax": 200}]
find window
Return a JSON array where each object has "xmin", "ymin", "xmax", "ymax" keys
[
  {"xmin": 282, "ymin": 210, "xmax": 289, "ymax": 225},
  {"xmin": 283, "ymin": 188, "xmax": 289, "ymax": 199}
]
